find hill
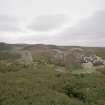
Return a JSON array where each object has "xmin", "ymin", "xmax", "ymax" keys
[{"xmin": 0, "ymin": 43, "xmax": 105, "ymax": 105}]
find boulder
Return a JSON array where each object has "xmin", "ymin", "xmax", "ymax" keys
[
  {"xmin": 92, "ymin": 56, "xmax": 104, "ymax": 66},
  {"xmin": 52, "ymin": 49, "xmax": 65, "ymax": 66},
  {"xmin": 64, "ymin": 48, "xmax": 83, "ymax": 69},
  {"xmin": 103, "ymin": 60, "xmax": 105, "ymax": 65},
  {"xmin": 82, "ymin": 62, "xmax": 93, "ymax": 69}
]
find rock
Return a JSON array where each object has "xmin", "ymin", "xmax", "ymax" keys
[
  {"xmin": 64, "ymin": 48, "xmax": 83, "ymax": 69},
  {"xmin": 103, "ymin": 60, "xmax": 105, "ymax": 65},
  {"xmin": 81, "ymin": 55, "xmax": 104, "ymax": 66},
  {"xmin": 21, "ymin": 51, "xmax": 33, "ymax": 64},
  {"xmin": 92, "ymin": 56, "xmax": 104, "ymax": 66},
  {"xmin": 82, "ymin": 62, "xmax": 93, "ymax": 69},
  {"xmin": 52, "ymin": 49, "xmax": 65, "ymax": 66}
]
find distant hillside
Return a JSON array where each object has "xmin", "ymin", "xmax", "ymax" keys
[
  {"xmin": 0, "ymin": 42, "xmax": 13, "ymax": 51},
  {"xmin": 0, "ymin": 42, "xmax": 21, "ymax": 61},
  {"xmin": 0, "ymin": 42, "xmax": 105, "ymax": 66}
]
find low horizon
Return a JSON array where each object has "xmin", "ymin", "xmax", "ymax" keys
[{"xmin": 1, "ymin": 41, "xmax": 105, "ymax": 48}]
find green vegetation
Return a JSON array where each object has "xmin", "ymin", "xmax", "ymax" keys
[
  {"xmin": 0, "ymin": 63, "xmax": 83, "ymax": 105},
  {"xmin": 0, "ymin": 43, "xmax": 12, "ymax": 51},
  {"xmin": 0, "ymin": 43, "xmax": 105, "ymax": 105},
  {"xmin": 0, "ymin": 51, "xmax": 20, "ymax": 61},
  {"xmin": 0, "ymin": 62, "xmax": 105, "ymax": 105},
  {"xmin": 83, "ymin": 47, "xmax": 105, "ymax": 58}
]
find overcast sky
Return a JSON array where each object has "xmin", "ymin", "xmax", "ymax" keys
[{"xmin": 0, "ymin": 0, "xmax": 105, "ymax": 46}]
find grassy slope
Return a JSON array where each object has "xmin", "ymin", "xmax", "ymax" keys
[
  {"xmin": 0, "ymin": 43, "xmax": 105, "ymax": 105},
  {"xmin": 0, "ymin": 43, "xmax": 21, "ymax": 61},
  {"xmin": 0, "ymin": 64, "xmax": 84, "ymax": 105},
  {"xmin": 0, "ymin": 63, "xmax": 105, "ymax": 105}
]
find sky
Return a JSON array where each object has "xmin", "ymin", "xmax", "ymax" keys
[{"xmin": 0, "ymin": 0, "xmax": 105, "ymax": 46}]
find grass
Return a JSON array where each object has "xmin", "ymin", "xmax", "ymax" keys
[
  {"xmin": 0, "ymin": 63, "xmax": 85, "ymax": 105},
  {"xmin": 0, "ymin": 43, "xmax": 105, "ymax": 105},
  {"xmin": 0, "ymin": 63, "xmax": 105, "ymax": 105},
  {"xmin": 71, "ymin": 69, "xmax": 97, "ymax": 74}
]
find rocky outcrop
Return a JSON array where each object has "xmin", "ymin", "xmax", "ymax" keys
[
  {"xmin": 80, "ymin": 55, "xmax": 104, "ymax": 66},
  {"xmin": 103, "ymin": 60, "xmax": 105, "ymax": 65},
  {"xmin": 80, "ymin": 54, "xmax": 105, "ymax": 69},
  {"xmin": 52, "ymin": 49, "xmax": 65, "ymax": 66}
]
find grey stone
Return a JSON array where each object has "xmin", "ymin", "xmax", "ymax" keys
[{"xmin": 82, "ymin": 62, "xmax": 93, "ymax": 69}]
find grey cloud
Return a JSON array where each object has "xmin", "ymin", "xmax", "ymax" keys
[
  {"xmin": 77, "ymin": 10, "xmax": 105, "ymax": 34},
  {"xmin": 28, "ymin": 14, "xmax": 69, "ymax": 31},
  {"xmin": 18, "ymin": 10, "xmax": 105, "ymax": 47},
  {"xmin": 18, "ymin": 33, "xmax": 53, "ymax": 43},
  {"xmin": 0, "ymin": 15, "xmax": 20, "ymax": 32},
  {"xmin": 58, "ymin": 10, "xmax": 105, "ymax": 46}
]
